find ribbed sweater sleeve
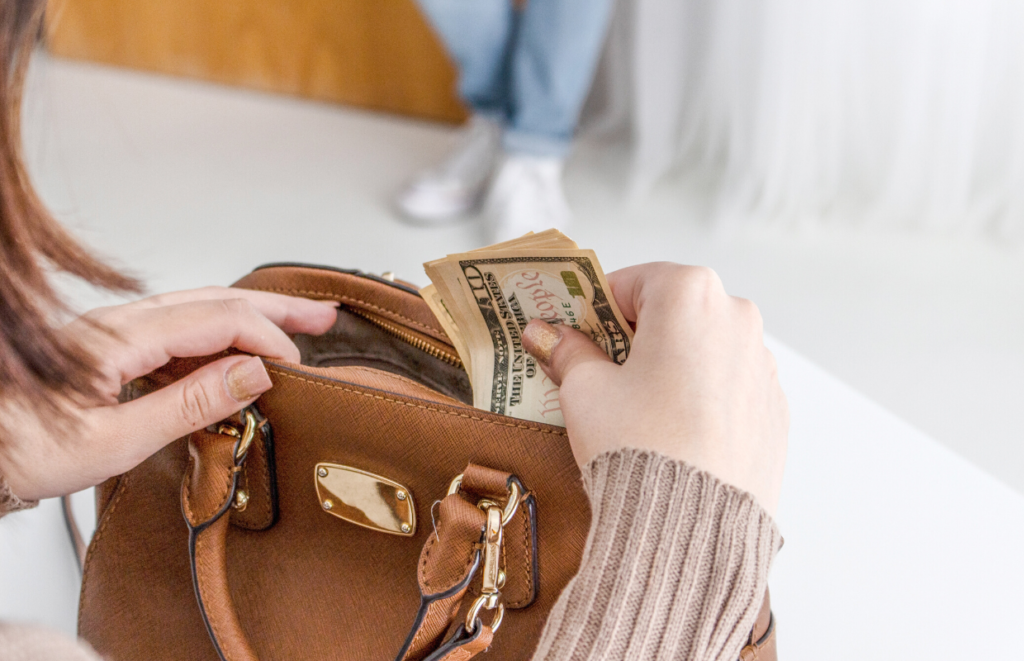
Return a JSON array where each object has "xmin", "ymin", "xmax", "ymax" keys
[
  {"xmin": 0, "ymin": 472, "xmax": 37, "ymax": 518},
  {"xmin": 531, "ymin": 449, "xmax": 782, "ymax": 661}
]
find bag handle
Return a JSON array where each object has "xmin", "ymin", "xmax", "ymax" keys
[
  {"xmin": 181, "ymin": 415, "xmax": 261, "ymax": 661},
  {"xmin": 181, "ymin": 412, "xmax": 520, "ymax": 661}
]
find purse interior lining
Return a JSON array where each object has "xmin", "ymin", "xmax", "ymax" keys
[{"xmin": 292, "ymin": 307, "xmax": 473, "ymax": 405}]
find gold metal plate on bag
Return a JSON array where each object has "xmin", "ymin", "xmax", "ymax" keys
[{"xmin": 314, "ymin": 464, "xmax": 416, "ymax": 536}]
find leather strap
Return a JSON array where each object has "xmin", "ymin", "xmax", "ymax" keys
[
  {"xmin": 397, "ymin": 464, "xmax": 532, "ymax": 661},
  {"xmin": 394, "ymin": 496, "xmax": 486, "ymax": 661},
  {"xmin": 182, "ymin": 428, "xmax": 259, "ymax": 661},
  {"xmin": 184, "ymin": 423, "xmax": 504, "ymax": 661},
  {"xmin": 740, "ymin": 590, "xmax": 777, "ymax": 661},
  {"xmin": 421, "ymin": 625, "xmax": 494, "ymax": 661},
  {"xmin": 461, "ymin": 465, "xmax": 538, "ymax": 609}
]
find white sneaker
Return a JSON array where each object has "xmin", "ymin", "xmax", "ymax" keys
[
  {"xmin": 484, "ymin": 155, "xmax": 572, "ymax": 243},
  {"xmin": 395, "ymin": 115, "xmax": 502, "ymax": 222}
]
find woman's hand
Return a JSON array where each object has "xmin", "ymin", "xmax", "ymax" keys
[
  {"xmin": 0, "ymin": 287, "xmax": 337, "ymax": 501},
  {"xmin": 522, "ymin": 263, "xmax": 788, "ymax": 517}
]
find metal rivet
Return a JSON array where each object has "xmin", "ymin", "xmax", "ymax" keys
[
  {"xmin": 400, "ymin": 522, "xmax": 411, "ymax": 533},
  {"xmin": 317, "ymin": 467, "xmax": 328, "ymax": 478},
  {"xmin": 233, "ymin": 490, "xmax": 249, "ymax": 511},
  {"xmin": 396, "ymin": 490, "xmax": 407, "ymax": 501},
  {"xmin": 497, "ymin": 570, "xmax": 507, "ymax": 589},
  {"xmin": 322, "ymin": 499, "xmax": 333, "ymax": 510}
]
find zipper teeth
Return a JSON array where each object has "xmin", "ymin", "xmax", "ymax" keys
[{"xmin": 348, "ymin": 307, "xmax": 464, "ymax": 369}]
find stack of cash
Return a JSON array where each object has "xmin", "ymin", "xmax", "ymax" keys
[{"xmin": 422, "ymin": 230, "xmax": 633, "ymax": 427}]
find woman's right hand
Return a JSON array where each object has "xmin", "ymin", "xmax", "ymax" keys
[
  {"xmin": 522, "ymin": 263, "xmax": 788, "ymax": 517},
  {"xmin": 0, "ymin": 287, "xmax": 337, "ymax": 501}
]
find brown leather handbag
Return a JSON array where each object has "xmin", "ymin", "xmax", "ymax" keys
[{"xmin": 77, "ymin": 264, "xmax": 776, "ymax": 661}]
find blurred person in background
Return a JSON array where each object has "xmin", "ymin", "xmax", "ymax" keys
[{"xmin": 396, "ymin": 0, "xmax": 614, "ymax": 242}]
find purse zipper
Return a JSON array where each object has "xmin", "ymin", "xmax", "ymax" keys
[{"xmin": 347, "ymin": 307, "xmax": 464, "ymax": 369}]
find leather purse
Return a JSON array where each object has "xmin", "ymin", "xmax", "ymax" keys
[{"xmin": 77, "ymin": 264, "xmax": 776, "ymax": 661}]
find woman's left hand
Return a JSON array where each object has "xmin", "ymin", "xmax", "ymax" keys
[{"xmin": 0, "ymin": 287, "xmax": 337, "ymax": 501}]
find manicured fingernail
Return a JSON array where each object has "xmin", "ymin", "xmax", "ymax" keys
[
  {"xmin": 522, "ymin": 320, "xmax": 563, "ymax": 366},
  {"xmin": 320, "ymin": 300, "xmax": 341, "ymax": 308},
  {"xmin": 225, "ymin": 357, "xmax": 272, "ymax": 402}
]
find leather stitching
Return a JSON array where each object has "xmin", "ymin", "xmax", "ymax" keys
[
  {"xmin": 266, "ymin": 369, "xmax": 568, "ymax": 436},
  {"xmin": 419, "ymin": 498, "xmax": 480, "ymax": 596},
  {"xmin": 521, "ymin": 512, "xmax": 532, "ymax": 606},
  {"xmin": 342, "ymin": 366, "xmax": 461, "ymax": 403},
  {"xmin": 419, "ymin": 531, "xmax": 438, "ymax": 588},
  {"xmin": 246, "ymin": 288, "xmax": 445, "ymax": 336},
  {"xmin": 506, "ymin": 511, "xmax": 533, "ymax": 609},
  {"xmin": 235, "ymin": 440, "xmax": 272, "ymax": 529},
  {"xmin": 77, "ymin": 472, "xmax": 130, "ymax": 631},
  {"xmin": 419, "ymin": 525, "xmax": 478, "ymax": 592},
  {"xmin": 408, "ymin": 534, "xmax": 478, "ymax": 657}
]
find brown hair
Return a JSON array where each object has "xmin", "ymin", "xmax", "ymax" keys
[{"xmin": 1, "ymin": 0, "xmax": 140, "ymax": 412}]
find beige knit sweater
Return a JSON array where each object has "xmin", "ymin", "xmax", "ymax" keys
[{"xmin": 0, "ymin": 449, "xmax": 781, "ymax": 661}]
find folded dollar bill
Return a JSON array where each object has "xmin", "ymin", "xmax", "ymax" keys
[{"xmin": 422, "ymin": 230, "xmax": 633, "ymax": 426}]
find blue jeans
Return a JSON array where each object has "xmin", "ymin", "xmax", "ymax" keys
[{"xmin": 416, "ymin": 0, "xmax": 615, "ymax": 158}]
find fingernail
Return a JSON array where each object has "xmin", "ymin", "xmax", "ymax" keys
[
  {"xmin": 320, "ymin": 300, "xmax": 341, "ymax": 308},
  {"xmin": 225, "ymin": 356, "xmax": 272, "ymax": 402},
  {"xmin": 522, "ymin": 320, "xmax": 563, "ymax": 366}
]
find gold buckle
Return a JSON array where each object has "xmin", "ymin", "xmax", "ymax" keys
[
  {"xmin": 446, "ymin": 473, "xmax": 522, "ymax": 634},
  {"xmin": 216, "ymin": 409, "xmax": 258, "ymax": 462},
  {"xmin": 216, "ymin": 408, "xmax": 259, "ymax": 512},
  {"xmin": 466, "ymin": 594, "xmax": 505, "ymax": 634},
  {"xmin": 446, "ymin": 474, "xmax": 521, "ymax": 526},
  {"xmin": 465, "ymin": 505, "xmax": 506, "ymax": 633}
]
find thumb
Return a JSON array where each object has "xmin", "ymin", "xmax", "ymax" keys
[
  {"xmin": 100, "ymin": 355, "xmax": 272, "ymax": 465},
  {"xmin": 522, "ymin": 319, "xmax": 613, "ymax": 386}
]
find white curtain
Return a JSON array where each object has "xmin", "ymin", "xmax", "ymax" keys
[{"xmin": 589, "ymin": 0, "xmax": 1024, "ymax": 238}]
